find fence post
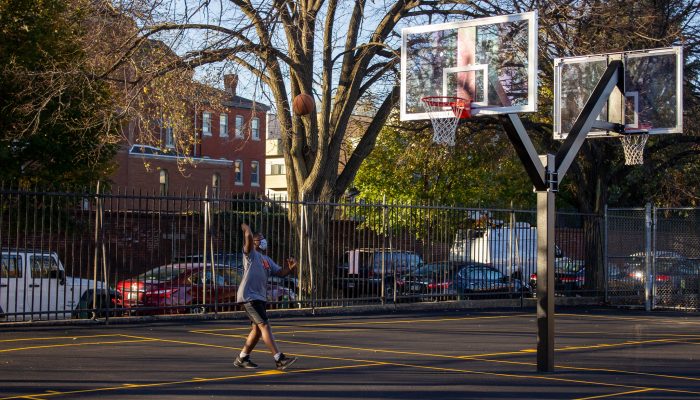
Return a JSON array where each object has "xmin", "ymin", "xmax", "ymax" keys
[
  {"xmin": 644, "ymin": 203, "xmax": 653, "ymax": 311},
  {"xmin": 298, "ymin": 193, "xmax": 305, "ymax": 309},
  {"xmin": 306, "ymin": 197, "xmax": 315, "ymax": 313},
  {"xmin": 203, "ymin": 187, "xmax": 209, "ymax": 313},
  {"xmin": 91, "ymin": 181, "xmax": 101, "ymax": 319},
  {"xmin": 603, "ymin": 204, "xmax": 609, "ymax": 304}
]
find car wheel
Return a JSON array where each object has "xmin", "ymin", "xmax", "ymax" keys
[
  {"xmin": 190, "ymin": 306, "xmax": 207, "ymax": 314},
  {"xmin": 383, "ymin": 285, "xmax": 394, "ymax": 300}
]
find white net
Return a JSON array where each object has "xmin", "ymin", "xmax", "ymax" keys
[
  {"xmin": 422, "ymin": 96, "xmax": 470, "ymax": 146},
  {"xmin": 620, "ymin": 133, "xmax": 649, "ymax": 165}
]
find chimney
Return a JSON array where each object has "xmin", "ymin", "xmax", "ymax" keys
[{"xmin": 224, "ymin": 74, "xmax": 238, "ymax": 97}]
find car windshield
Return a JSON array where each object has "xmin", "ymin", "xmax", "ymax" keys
[
  {"xmin": 138, "ymin": 265, "xmax": 189, "ymax": 282},
  {"xmin": 555, "ymin": 260, "xmax": 583, "ymax": 273},
  {"xmin": 457, "ymin": 267, "xmax": 503, "ymax": 281},
  {"xmin": 374, "ymin": 252, "xmax": 422, "ymax": 271},
  {"xmin": 190, "ymin": 266, "xmax": 242, "ymax": 285},
  {"xmin": 414, "ymin": 263, "xmax": 454, "ymax": 277}
]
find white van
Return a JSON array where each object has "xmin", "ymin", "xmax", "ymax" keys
[
  {"xmin": 448, "ymin": 223, "xmax": 584, "ymax": 280},
  {"xmin": 0, "ymin": 250, "xmax": 108, "ymax": 321},
  {"xmin": 450, "ymin": 224, "xmax": 538, "ymax": 277}
]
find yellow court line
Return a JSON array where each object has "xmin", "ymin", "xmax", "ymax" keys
[
  {"xmin": 558, "ymin": 332, "xmax": 700, "ymax": 339},
  {"xmin": 198, "ymin": 329, "xmax": 700, "ymax": 385},
  {"xmin": 190, "ymin": 313, "xmax": 531, "ymax": 333},
  {"xmin": 272, "ymin": 328, "xmax": 371, "ymax": 335},
  {"xmin": 668, "ymin": 340, "xmax": 700, "ymax": 345},
  {"xmin": 574, "ymin": 388, "xmax": 655, "ymax": 400},
  {"xmin": 559, "ymin": 313, "xmax": 700, "ymax": 325},
  {"xmin": 195, "ymin": 329, "xmax": 532, "ymax": 359},
  {"xmin": 466, "ymin": 357, "xmax": 700, "ymax": 383},
  {"xmin": 0, "ymin": 334, "xmax": 122, "ymax": 343},
  {"xmin": 0, "ymin": 363, "xmax": 383, "ymax": 400},
  {"xmin": 557, "ymin": 337, "xmax": 692, "ymax": 351},
  {"xmin": 0, "ymin": 339, "xmax": 158, "ymax": 353},
  {"xmin": 7, "ymin": 332, "xmax": 700, "ymax": 400},
  {"xmin": 196, "ymin": 329, "xmax": 698, "ymax": 363}
]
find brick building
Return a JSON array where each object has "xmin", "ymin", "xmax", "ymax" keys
[{"xmin": 111, "ymin": 74, "xmax": 270, "ymax": 196}]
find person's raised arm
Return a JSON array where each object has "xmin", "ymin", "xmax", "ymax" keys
[{"xmin": 241, "ymin": 223, "xmax": 253, "ymax": 254}]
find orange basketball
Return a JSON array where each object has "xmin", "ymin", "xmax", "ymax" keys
[{"xmin": 292, "ymin": 93, "xmax": 315, "ymax": 116}]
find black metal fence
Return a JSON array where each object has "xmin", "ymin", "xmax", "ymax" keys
[{"xmin": 1, "ymin": 185, "xmax": 607, "ymax": 322}]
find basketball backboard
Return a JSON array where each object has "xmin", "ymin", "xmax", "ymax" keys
[
  {"xmin": 553, "ymin": 46, "xmax": 683, "ymax": 140},
  {"xmin": 400, "ymin": 11, "xmax": 538, "ymax": 121}
]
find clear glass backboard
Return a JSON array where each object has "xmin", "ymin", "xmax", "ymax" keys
[
  {"xmin": 400, "ymin": 11, "xmax": 538, "ymax": 121},
  {"xmin": 553, "ymin": 47, "xmax": 683, "ymax": 139}
]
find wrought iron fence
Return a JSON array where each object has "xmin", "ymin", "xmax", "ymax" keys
[
  {"xmin": 606, "ymin": 206, "xmax": 700, "ymax": 310},
  {"xmin": 1, "ymin": 184, "xmax": 607, "ymax": 322}
]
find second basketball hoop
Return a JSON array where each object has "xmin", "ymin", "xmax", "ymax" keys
[
  {"xmin": 620, "ymin": 133, "xmax": 649, "ymax": 165},
  {"xmin": 421, "ymin": 96, "xmax": 471, "ymax": 146}
]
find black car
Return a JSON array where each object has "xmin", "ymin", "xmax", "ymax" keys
[
  {"xmin": 614, "ymin": 251, "xmax": 700, "ymax": 299},
  {"xmin": 333, "ymin": 249, "xmax": 423, "ymax": 298},
  {"xmin": 529, "ymin": 257, "xmax": 586, "ymax": 295},
  {"xmin": 400, "ymin": 261, "xmax": 527, "ymax": 300}
]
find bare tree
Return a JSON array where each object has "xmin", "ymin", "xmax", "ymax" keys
[{"xmin": 112, "ymin": 1, "xmax": 501, "ymax": 202}]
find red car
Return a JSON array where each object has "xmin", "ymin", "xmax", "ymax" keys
[{"xmin": 116, "ymin": 263, "xmax": 296, "ymax": 315}]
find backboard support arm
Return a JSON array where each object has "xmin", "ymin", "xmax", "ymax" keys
[
  {"xmin": 555, "ymin": 60, "xmax": 623, "ymax": 180},
  {"xmin": 501, "ymin": 114, "xmax": 547, "ymax": 191}
]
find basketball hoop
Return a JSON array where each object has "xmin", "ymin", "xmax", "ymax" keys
[
  {"xmin": 421, "ymin": 96, "xmax": 471, "ymax": 146},
  {"xmin": 620, "ymin": 133, "xmax": 649, "ymax": 165}
]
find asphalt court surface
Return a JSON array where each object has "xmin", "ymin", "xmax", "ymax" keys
[{"xmin": 1, "ymin": 307, "xmax": 700, "ymax": 399}]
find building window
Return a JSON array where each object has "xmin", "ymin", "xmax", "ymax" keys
[
  {"xmin": 164, "ymin": 126, "xmax": 174, "ymax": 148},
  {"xmin": 235, "ymin": 115, "xmax": 244, "ymax": 138},
  {"xmin": 251, "ymin": 117, "xmax": 260, "ymax": 140},
  {"xmin": 212, "ymin": 173, "xmax": 221, "ymax": 199},
  {"xmin": 219, "ymin": 114, "xmax": 228, "ymax": 137},
  {"xmin": 202, "ymin": 112, "xmax": 211, "ymax": 136},
  {"xmin": 270, "ymin": 164, "xmax": 285, "ymax": 175},
  {"xmin": 234, "ymin": 160, "xmax": 243, "ymax": 185},
  {"xmin": 251, "ymin": 161, "xmax": 259, "ymax": 186},
  {"xmin": 159, "ymin": 169, "xmax": 168, "ymax": 195}
]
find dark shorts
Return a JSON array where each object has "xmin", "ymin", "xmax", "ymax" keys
[{"xmin": 243, "ymin": 300, "xmax": 268, "ymax": 325}]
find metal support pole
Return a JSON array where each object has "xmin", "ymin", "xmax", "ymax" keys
[
  {"xmin": 536, "ymin": 154, "xmax": 556, "ymax": 373},
  {"xmin": 644, "ymin": 203, "xmax": 653, "ymax": 311}
]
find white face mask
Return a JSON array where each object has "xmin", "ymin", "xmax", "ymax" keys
[{"xmin": 258, "ymin": 238, "xmax": 268, "ymax": 251}]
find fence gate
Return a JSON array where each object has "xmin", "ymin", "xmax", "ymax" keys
[{"xmin": 606, "ymin": 205, "xmax": 700, "ymax": 311}]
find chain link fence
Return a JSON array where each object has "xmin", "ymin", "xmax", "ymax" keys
[{"xmin": 606, "ymin": 206, "xmax": 700, "ymax": 310}]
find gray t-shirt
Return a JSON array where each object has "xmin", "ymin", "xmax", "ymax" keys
[{"xmin": 237, "ymin": 249, "xmax": 282, "ymax": 303}]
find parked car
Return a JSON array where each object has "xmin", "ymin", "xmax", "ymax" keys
[
  {"xmin": 334, "ymin": 249, "xmax": 423, "ymax": 298},
  {"xmin": 399, "ymin": 261, "xmax": 527, "ymax": 300},
  {"xmin": 615, "ymin": 251, "xmax": 700, "ymax": 296},
  {"xmin": 176, "ymin": 253, "xmax": 299, "ymax": 292},
  {"xmin": 1, "ymin": 249, "xmax": 112, "ymax": 320},
  {"xmin": 115, "ymin": 262, "xmax": 296, "ymax": 314},
  {"xmin": 398, "ymin": 261, "xmax": 470, "ymax": 298},
  {"xmin": 529, "ymin": 257, "xmax": 586, "ymax": 295}
]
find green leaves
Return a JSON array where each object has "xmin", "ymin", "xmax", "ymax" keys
[
  {"xmin": 354, "ymin": 115, "xmax": 534, "ymax": 209},
  {"xmin": 0, "ymin": 0, "xmax": 119, "ymax": 187}
]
